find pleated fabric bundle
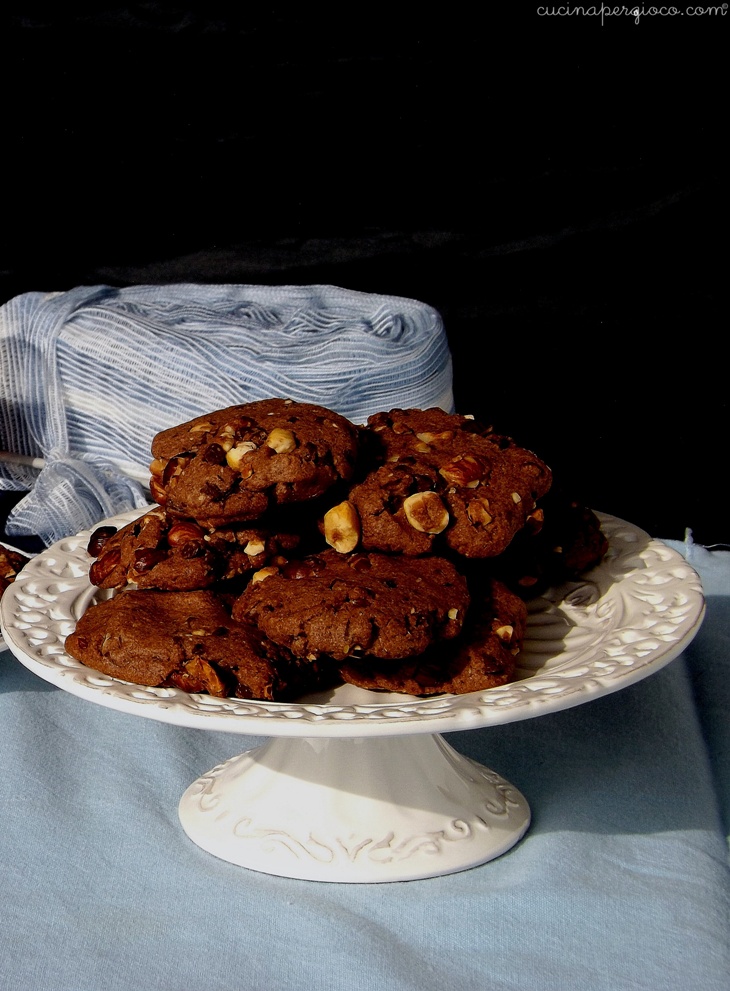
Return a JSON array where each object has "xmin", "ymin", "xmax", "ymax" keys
[{"xmin": 0, "ymin": 283, "xmax": 454, "ymax": 545}]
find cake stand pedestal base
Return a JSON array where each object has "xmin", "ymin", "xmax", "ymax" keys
[{"xmin": 178, "ymin": 732, "xmax": 530, "ymax": 883}]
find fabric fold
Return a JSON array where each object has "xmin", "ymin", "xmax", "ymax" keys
[
  {"xmin": 0, "ymin": 282, "xmax": 454, "ymax": 544},
  {"xmin": 6, "ymin": 452, "xmax": 150, "ymax": 546}
]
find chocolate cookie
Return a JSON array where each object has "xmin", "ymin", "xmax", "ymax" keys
[
  {"xmin": 232, "ymin": 548, "xmax": 470, "ymax": 662},
  {"xmin": 149, "ymin": 398, "xmax": 360, "ymax": 527},
  {"xmin": 0, "ymin": 544, "xmax": 28, "ymax": 595},
  {"xmin": 64, "ymin": 588, "xmax": 330, "ymax": 700},
  {"xmin": 484, "ymin": 486, "xmax": 609, "ymax": 596},
  {"xmin": 339, "ymin": 578, "xmax": 527, "ymax": 696},
  {"xmin": 329, "ymin": 407, "xmax": 552, "ymax": 559},
  {"xmin": 86, "ymin": 507, "xmax": 301, "ymax": 591}
]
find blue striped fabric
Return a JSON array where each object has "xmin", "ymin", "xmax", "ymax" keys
[{"xmin": 0, "ymin": 283, "xmax": 453, "ymax": 544}]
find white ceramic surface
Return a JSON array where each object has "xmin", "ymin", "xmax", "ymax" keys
[
  {"xmin": 0, "ymin": 510, "xmax": 705, "ymax": 881},
  {"xmin": 178, "ymin": 734, "xmax": 531, "ymax": 882}
]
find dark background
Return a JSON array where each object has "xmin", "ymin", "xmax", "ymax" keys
[{"xmin": 1, "ymin": 4, "xmax": 726, "ymax": 546}]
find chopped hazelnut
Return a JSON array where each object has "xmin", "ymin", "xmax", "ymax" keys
[
  {"xmin": 244, "ymin": 539, "xmax": 266, "ymax": 557},
  {"xmin": 416, "ymin": 430, "xmax": 454, "ymax": 444},
  {"xmin": 149, "ymin": 477, "xmax": 167, "ymax": 505},
  {"xmin": 466, "ymin": 497, "xmax": 492, "ymax": 526},
  {"xmin": 226, "ymin": 441, "xmax": 257, "ymax": 470},
  {"xmin": 251, "ymin": 566, "xmax": 279, "ymax": 583},
  {"xmin": 265, "ymin": 427, "xmax": 296, "ymax": 454},
  {"xmin": 403, "ymin": 491, "xmax": 449, "ymax": 534},
  {"xmin": 323, "ymin": 501, "xmax": 361, "ymax": 553},
  {"xmin": 439, "ymin": 454, "xmax": 484, "ymax": 488}
]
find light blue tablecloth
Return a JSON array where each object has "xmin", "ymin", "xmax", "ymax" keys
[{"xmin": 1, "ymin": 539, "xmax": 728, "ymax": 991}]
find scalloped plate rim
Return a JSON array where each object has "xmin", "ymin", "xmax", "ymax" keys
[{"xmin": 0, "ymin": 509, "xmax": 706, "ymax": 738}]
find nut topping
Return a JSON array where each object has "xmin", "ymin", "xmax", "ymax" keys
[
  {"xmin": 166, "ymin": 521, "xmax": 206, "ymax": 546},
  {"xmin": 243, "ymin": 538, "xmax": 266, "ymax": 557},
  {"xmin": 495, "ymin": 624, "xmax": 514, "ymax": 643},
  {"xmin": 323, "ymin": 501, "xmax": 361, "ymax": 553},
  {"xmin": 439, "ymin": 454, "xmax": 484, "ymax": 488},
  {"xmin": 226, "ymin": 441, "xmax": 257, "ymax": 470},
  {"xmin": 265, "ymin": 427, "xmax": 296, "ymax": 454},
  {"xmin": 466, "ymin": 496, "xmax": 492, "ymax": 526},
  {"xmin": 149, "ymin": 477, "xmax": 167, "ymax": 505},
  {"xmin": 416, "ymin": 430, "xmax": 454, "ymax": 444},
  {"xmin": 251, "ymin": 566, "xmax": 279, "ymax": 584},
  {"xmin": 403, "ymin": 491, "xmax": 449, "ymax": 534}
]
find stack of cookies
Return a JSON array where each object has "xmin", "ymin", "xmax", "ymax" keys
[{"xmin": 65, "ymin": 398, "xmax": 607, "ymax": 701}]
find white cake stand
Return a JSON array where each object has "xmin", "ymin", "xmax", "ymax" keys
[{"xmin": 0, "ymin": 512, "xmax": 705, "ymax": 883}]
